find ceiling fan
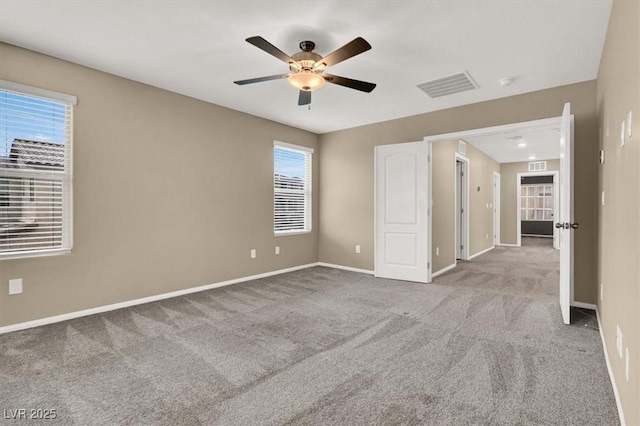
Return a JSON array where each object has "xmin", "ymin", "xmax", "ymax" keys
[{"xmin": 233, "ymin": 36, "xmax": 376, "ymax": 106}]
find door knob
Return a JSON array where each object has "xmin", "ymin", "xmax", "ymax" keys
[
  {"xmin": 571, "ymin": 223, "xmax": 579, "ymax": 229},
  {"xmin": 555, "ymin": 223, "xmax": 563, "ymax": 229}
]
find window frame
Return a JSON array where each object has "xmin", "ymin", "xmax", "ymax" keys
[
  {"xmin": 0, "ymin": 80, "xmax": 76, "ymax": 260},
  {"xmin": 520, "ymin": 183, "xmax": 553, "ymax": 222},
  {"xmin": 273, "ymin": 141, "xmax": 313, "ymax": 236}
]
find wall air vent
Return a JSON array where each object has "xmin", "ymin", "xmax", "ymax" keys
[
  {"xmin": 417, "ymin": 71, "xmax": 478, "ymax": 98},
  {"xmin": 528, "ymin": 161, "xmax": 547, "ymax": 172},
  {"xmin": 458, "ymin": 140, "xmax": 467, "ymax": 155}
]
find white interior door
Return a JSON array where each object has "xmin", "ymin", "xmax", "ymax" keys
[
  {"xmin": 375, "ymin": 141, "xmax": 429, "ymax": 283},
  {"xmin": 558, "ymin": 102, "xmax": 574, "ymax": 325}
]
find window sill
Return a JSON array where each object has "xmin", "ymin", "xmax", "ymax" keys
[
  {"xmin": 0, "ymin": 248, "xmax": 71, "ymax": 261},
  {"xmin": 275, "ymin": 230, "xmax": 312, "ymax": 237}
]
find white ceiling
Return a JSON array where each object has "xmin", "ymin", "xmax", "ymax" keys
[
  {"xmin": 0, "ymin": 1, "xmax": 612, "ymax": 134},
  {"xmin": 463, "ymin": 126, "xmax": 561, "ymax": 164}
]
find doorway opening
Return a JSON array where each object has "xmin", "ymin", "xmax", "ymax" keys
[{"xmin": 516, "ymin": 171, "xmax": 559, "ymax": 249}]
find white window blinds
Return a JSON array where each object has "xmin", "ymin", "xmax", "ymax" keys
[
  {"xmin": 0, "ymin": 80, "xmax": 75, "ymax": 258},
  {"xmin": 274, "ymin": 141, "xmax": 313, "ymax": 234}
]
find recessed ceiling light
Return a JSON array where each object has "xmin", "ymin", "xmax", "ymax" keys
[
  {"xmin": 499, "ymin": 77, "xmax": 514, "ymax": 87},
  {"xmin": 528, "ymin": 156, "xmax": 536, "ymax": 160},
  {"xmin": 517, "ymin": 142, "xmax": 527, "ymax": 147}
]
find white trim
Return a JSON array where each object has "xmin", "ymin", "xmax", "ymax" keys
[
  {"xmin": 0, "ymin": 248, "xmax": 71, "ymax": 261},
  {"xmin": 498, "ymin": 243, "xmax": 520, "ymax": 247},
  {"xmin": 317, "ymin": 262, "xmax": 374, "ymax": 275},
  {"xmin": 454, "ymin": 153, "xmax": 470, "ymax": 261},
  {"xmin": 427, "ymin": 142, "xmax": 433, "ymax": 282},
  {"xmin": 493, "ymin": 172, "xmax": 501, "ymax": 246},
  {"xmin": 423, "ymin": 117, "xmax": 561, "ymax": 144},
  {"xmin": 571, "ymin": 301, "xmax": 597, "ymax": 310},
  {"xmin": 596, "ymin": 307, "xmax": 626, "ymax": 426},
  {"xmin": 0, "ymin": 263, "xmax": 318, "ymax": 334},
  {"xmin": 273, "ymin": 140, "xmax": 314, "ymax": 154},
  {"xmin": 0, "ymin": 79, "xmax": 77, "ymax": 105},
  {"xmin": 468, "ymin": 245, "xmax": 495, "ymax": 260},
  {"xmin": 431, "ymin": 263, "xmax": 457, "ymax": 278}
]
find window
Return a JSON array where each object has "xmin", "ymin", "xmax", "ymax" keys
[
  {"xmin": 0, "ymin": 80, "xmax": 76, "ymax": 259},
  {"xmin": 274, "ymin": 141, "xmax": 313, "ymax": 234},
  {"xmin": 520, "ymin": 184, "xmax": 553, "ymax": 221}
]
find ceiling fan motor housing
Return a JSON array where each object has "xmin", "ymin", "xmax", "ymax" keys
[{"xmin": 290, "ymin": 51, "xmax": 324, "ymax": 72}]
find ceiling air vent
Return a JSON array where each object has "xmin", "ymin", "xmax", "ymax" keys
[{"xmin": 417, "ymin": 71, "xmax": 478, "ymax": 98}]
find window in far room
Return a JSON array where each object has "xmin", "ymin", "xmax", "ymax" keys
[
  {"xmin": 520, "ymin": 184, "xmax": 553, "ymax": 221},
  {"xmin": 273, "ymin": 141, "xmax": 313, "ymax": 234}
]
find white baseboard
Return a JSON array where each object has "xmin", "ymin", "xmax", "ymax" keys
[
  {"xmin": 0, "ymin": 263, "xmax": 318, "ymax": 334},
  {"xmin": 431, "ymin": 263, "xmax": 457, "ymax": 278},
  {"xmin": 317, "ymin": 262, "xmax": 374, "ymax": 275},
  {"xmin": 571, "ymin": 301, "xmax": 597, "ymax": 310},
  {"xmin": 596, "ymin": 307, "xmax": 626, "ymax": 426},
  {"xmin": 468, "ymin": 246, "xmax": 495, "ymax": 260},
  {"xmin": 498, "ymin": 243, "xmax": 519, "ymax": 247}
]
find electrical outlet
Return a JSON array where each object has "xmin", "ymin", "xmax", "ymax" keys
[
  {"xmin": 250, "ymin": 249, "xmax": 256, "ymax": 259},
  {"xmin": 355, "ymin": 245, "xmax": 361, "ymax": 254},
  {"xmin": 625, "ymin": 348, "xmax": 630, "ymax": 382},
  {"xmin": 485, "ymin": 233, "xmax": 489, "ymax": 240},
  {"xmin": 601, "ymin": 191, "xmax": 605, "ymax": 206},
  {"xmin": 275, "ymin": 246, "xmax": 280, "ymax": 255},
  {"xmin": 436, "ymin": 247, "xmax": 439, "ymax": 256},
  {"xmin": 9, "ymin": 279, "xmax": 23, "ymax": 295},
  {"xmin": 616, "ymin": 325, "xmax": 623, "ymax": 358}
]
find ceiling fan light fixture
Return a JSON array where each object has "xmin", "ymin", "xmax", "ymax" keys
[{"xmin": 288, "ymin": 71, "xmax": 325, "ymax": 92}]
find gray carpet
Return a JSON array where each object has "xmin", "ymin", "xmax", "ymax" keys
[{"xmin": 0, "ymin": 243, "xmax": 619, "ymax": 425}]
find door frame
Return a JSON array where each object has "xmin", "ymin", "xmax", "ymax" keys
[
  {"xmin": 455, "ymin": 153, "xmax": 470, "ymax": 261},
  {"xmin": 516, "ymin": 170, "xmax": 559, "ymax": 248},
  {"xmin": 493, "ymin": 172, "xmax": 501, "ymax": 245}
]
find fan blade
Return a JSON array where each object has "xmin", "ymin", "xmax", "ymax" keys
[
  {"xmin": 246, "ymin": 36, "xmax": 295, "ymax": 64},
  {"xmin": 298, "ymin": 90, "xmax": 311, "ymax": 106},
  {"xmin": 322, "ymin": 74, "xmax": 376, "ymax": 93},
  {"xmin": 234, "ymin": 74, "xmax": 289, "ymax": 85},
  {"xmin": 319, "ymin": 37, "xmax": 371, "ymax": 68}
]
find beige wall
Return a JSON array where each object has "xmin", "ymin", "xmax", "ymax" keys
[
  {"xmin": 319, "ymin": 81, "xmax": 599, "ymax": 304},
  {"xmin": 596, "ymin": 1, "xmax": 640, "ymax": 424},
  {"xmin": 431, "ymin": 141, "xmax": 457, "ymax": 272},
  {"xmin": 0, "ymin": 43, "xmax": 319, "ymax": 327},
  {"xmin": 466, "ymin": 143, "xmax": 500, "ymax": 256},
  {"xmin": 431, "ymin": 141, "xmax": 499, "ymax": 273},
  {"xmin": 500, "ymin": 160, "xmax": 560, "ymax": 245}
]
